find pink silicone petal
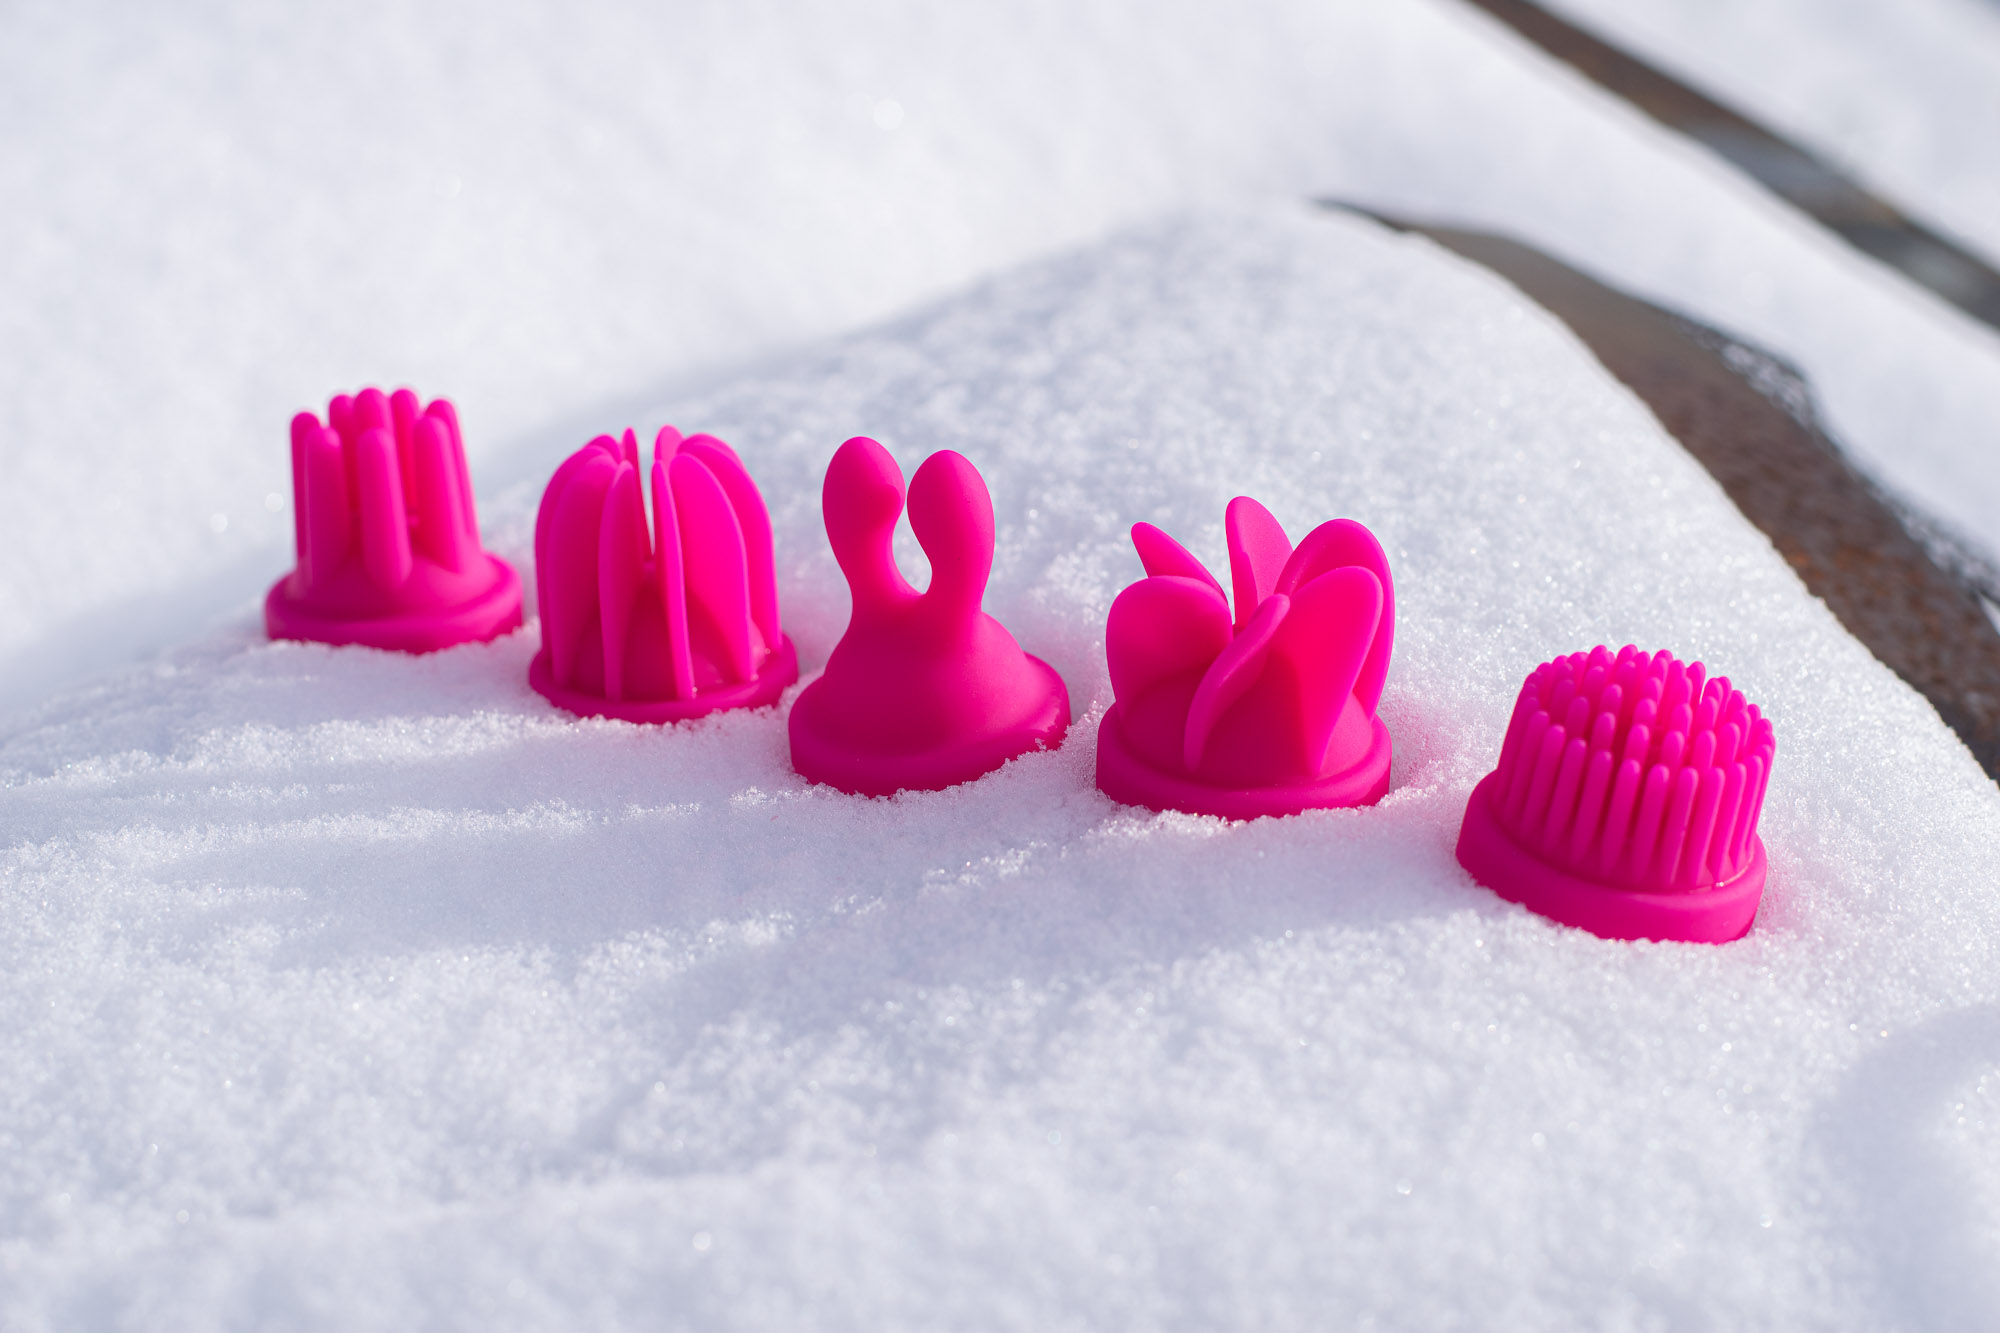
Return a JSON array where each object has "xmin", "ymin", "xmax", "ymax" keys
[
  {"xmin": 1105, "ymin": 575, "xmax": 1233, "ymax": 706},
  {"xmin": 1263, "ymin": 566, "xmax": 1383, "ymax": 774},
  {"xmin": 1131, "ymin": 522, "xmax": 1226, "ymax": 604},
  {"xmin": 1274, "ymin": 519, "xmax": 1396, "ymax": 716},
  {"xmin": 1224, "ymin": 496, "xmax": 1291, "ymax": 630},
  {"xmin": 1184, "ymin": 592, "xmax": 1289, "ymax": 772}
]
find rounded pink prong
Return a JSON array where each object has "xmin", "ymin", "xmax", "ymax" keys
[
  {"xmin": 787, "ymin": 438, "xmax": 1071, "ymax": 796},
  {"xmin": 266, "ymin": 386, "xmax": 521, "ymax": 652}
]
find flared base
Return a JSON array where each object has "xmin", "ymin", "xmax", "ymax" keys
[
  {"xmin": 1094, "ymin": 704, "xmax": 1392, "ymax": 820},
  {"xmin": 1455, "ymin": 772, "xmax": 1765, "ymax": 943},
  {"xmin": 265, "ymin": 556, "xmax": 523, "ymax": 654},
  {"xmin": 529, "ymin": 635, "xmax": 799, "ymax": 723},
  {"xmin": 788, "ymin": 654, "xmax": 1071, "ymax": 797}
]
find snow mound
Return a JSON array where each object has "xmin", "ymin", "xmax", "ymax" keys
[{"xmin": 5, "ymin": 208, "xmax": 1999, "ymax": 1329}]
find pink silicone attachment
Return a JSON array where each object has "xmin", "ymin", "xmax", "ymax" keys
[
  {"xmin": 788, "ymin": 437, "xmax": 1071, "ymax": 795},
  {"xmin": 528, "ymin": 427, "xmax": 798, "ymax": 723},
  {"xmin": 1454, "ymin": 645, "xmax": 1775, "ymax": 942},
  {"xmin": 265, "ymin": 388, "xmax": 522, "ymax": 653},
  {"xmin": 1095, "ymin": 498, "xmax": 1395, "ymax": 819}
]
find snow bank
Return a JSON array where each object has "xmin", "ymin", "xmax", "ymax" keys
[
  {"xmin": 8, "ymin": 0, "xmax": 2000, "ymax": 719},
  {"xmin": 5, "ymin": 209, "xmax": 1998, "ymax": 1329}
]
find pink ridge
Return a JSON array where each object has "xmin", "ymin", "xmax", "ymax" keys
[
  {"xmin": 266, "ymin": 387, "xmax": 522, "ymax": 653},
  {"xmin": 788, "ymin": 437, "xmax": 1072, "ymax": 796},
  {"xmin": 1095, "ymin": 497, "xmax": 1395, "ymax": 819},
  {"xmin": 1454, "ymin": 645, "xmax": 1775, "ymax": 942},
  {"xmin": 528, "ymin": 427, "xmax": 797, "ymax": 723}
]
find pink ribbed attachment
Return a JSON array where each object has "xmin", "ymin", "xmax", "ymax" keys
[
  {"xmin": 265, "ymin": 387, "xmax": 522, "ymax": 652},
  {"xmin": 528, "ymin": 426, "xmax": 798, "ymax": 722},
  {"xmin": 1455, "ymin": 645, "xmax": 1774, "ymax": 942},
  {"xmin": 1094, "ymin": 497, "xmax": 1394, "ymax": 819}
]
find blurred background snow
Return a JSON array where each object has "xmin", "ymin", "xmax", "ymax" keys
[{"xmin": 5, "ymin": 0, "xmax": 2000, "ymax": 717}]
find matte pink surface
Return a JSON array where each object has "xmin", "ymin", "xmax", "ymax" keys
[
  {"xmin": 529, "ymin": 427, "xmax": 797, "ymax": 723},
  {"xmin": 788, "ymin": 437, "xmax": 1071, "ymax": 796},
  {"xmin": 1094, "ymin": 498, "xmax": 1394, "ymax": 818},
  {"xmin": 266, "ymin": 388, "xmax": 522, "ymax": 653},
  {"xmin": 1454, "ymin": 645, "xmax": 1775, "ymax": 942}
]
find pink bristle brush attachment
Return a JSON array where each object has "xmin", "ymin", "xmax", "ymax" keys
[
  {"xmin": 1455, "ymin": 645, "xmax": 1775, "ymax": 942},
  {"xmin": 266, "ymin": 387, "xmax": 523, "ymax": 652},
  {"xmin": 788, "ymin": 436, "xmax": 1071, "ymax": 796},
  {"xmin": 529, "ymin": 427, "xmax": 798, "ymax": 723},
  {"xmin": 1095, "ymin": 497, "xmax": 1394, "ymax": 819}
]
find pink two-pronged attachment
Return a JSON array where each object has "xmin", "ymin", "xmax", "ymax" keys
[
  {"xmin": 266, "ymin": 387, "xmax": 522, "ymax": 652},
  {"xmin": 1455, "ymin": 646, "xmax": 1774, "ymax": 942},
  {"xmin": 529, "ymin": 427, "xmax": 798, "ymax": 722},
  {"xmin": 1095, "ymin": 497, "xmax": 1394, "ymax": 819},
  {"xmin": 788, "ymin": 437, "xmax": 1071, "ymax": 795}
]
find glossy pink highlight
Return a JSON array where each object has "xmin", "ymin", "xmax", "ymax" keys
[
  {"xmin": 1455, "ymin": 645, "xmax": 1774, "ymax": 942},
  {"xmin": 1095, "ymin": 497, "xmax": 1395, "ymax": 819},
  {"xmin": 265, "ymin": 387, "xmax": 522, "ymax": 653},
  {"xmin": 529, "ymin": 427, "xmax": 798, "ymax": 723},
  {"xmin": 788, "ymin": 437, "xmax": 1071, "ymax": 795}
]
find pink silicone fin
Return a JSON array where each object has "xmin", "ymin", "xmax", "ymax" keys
[
  {"xmin": 1274, "ymin": 519, "xmax": 1396, "ymax": 716},
  {"xmin": 1131, "ymin": 522, "xmax": 1226, "ymax": 604},
  {"xmin": 300, "ymin": 423, "xmax": 350, "ymax": 588},
  {"xmin": 650, "ymin": 457, "xmax": 696, "ymax": 700},
  {"xmin": 1105, "ymin": 575, "xmax": 1233, "ymax": 706},
  {"xmin": 1263, "ymin": 566, "xmax": 1383, "ymax": 774},
  {"xmin": 1184, "ymin": 592, "xmax": 1289, "ymax": 772},
  {"xmin": 681, "ymin": 433, "xmax": 780, "ymax": 647},
  {"xmin": 597, "ymin": 462, "xmax": 647, "ymax": 702},
  {"xmin": 670, "ymin": 452, "xmax": 756, "ymax": 683},
  {"xmin": 1225, "ymin": 496, "xmax": 1291, "ymax": 630},
  {"xmin": 544, "ymin": 446, "xmax": 619, "ymax": 686}
]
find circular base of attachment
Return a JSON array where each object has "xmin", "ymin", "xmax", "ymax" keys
[
  {"xmin": 265, "ymin": 556, "xmax": 523, "ymax": 654},
  {"xmin": 788, "ymin": 654, "xmax": 1071, "ymax": 797},
  {"xmin": 1454, "ymin": 772, "xmax": 1765, "ymax": 943},
  {"xmin": 528, "ymin": 636, "xmax": 800, "ymax": 723},
  {"xmin": 1094, "ymin": 705, "xmax": 1392, "ymax": 820}
]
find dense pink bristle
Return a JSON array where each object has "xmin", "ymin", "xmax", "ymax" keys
[{"xmin": 1487, "ymin": 646, "xmax": 1774, "ymax": 893}]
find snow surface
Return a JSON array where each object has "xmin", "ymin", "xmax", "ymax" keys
[
  {"xmin": 7, "ymin": 209, "xmax": 2000, "ymax": 1329},
  {"xmin": 1540, "ymin": 0, "xmax": 2000, "ymax": 265},
  {"xmin": 9, "ymin": 0, "xmax": 2000, "ymax": 722}
]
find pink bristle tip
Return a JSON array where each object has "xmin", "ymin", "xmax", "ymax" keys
[
  {"xmin": 1455, "ymin": 646, "xmax": 1773, "ymax": 943},
  {"xmin": 265, "ymin": 387, "xmax": 521, "ymax": 653},
  {"xmin": 527, "ymin": 428, "xmax": 798, "ymax": 724},
  {"xmin": 1094, "ymin": 498, "xmax": 1394, "ymax": 819}
]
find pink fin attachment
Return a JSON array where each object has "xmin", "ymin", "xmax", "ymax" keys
[
  {"xmin": 1095, "ymin": 500, "xmax": 1394, "ymax": 819},
  {"xmin": 788, "ymin": 437, "xmax": 1072, "ymax": 796},
  {"xmin": 528, "ymin": 427, "xmax": 798, "ymax": 723},
  {"xmin": 1454, "ymin": 646, "xmax": 1774, "ymax": 943},
  {"xmin": 265, "ymin": 388, "xmax": 522, "ymax": 653}
]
